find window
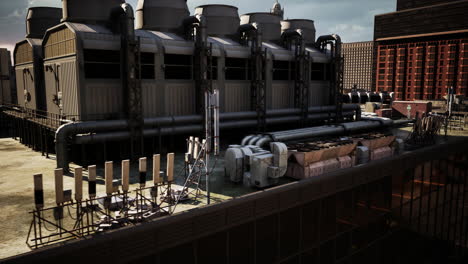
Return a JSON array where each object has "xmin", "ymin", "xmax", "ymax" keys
[
  {"xmin": 273, "ymin": 60, "xmax": 290, "ymax": 81},
  {"xmin": 164, "ymin": 54, "xmax": 192, "ymax": 80},
  {"xmin": 84, "ymin": 49, "xmax": 120, "ymax": 79},
  {"xmin": 311, "ymin": 63, "xmax": 325, "ymax": 81},
  {"xmin": 137, "ymin": 52, "xmax": 155, "ymax": 79},
  {"xmin": 225, "ymin": 58, "xmax": 249, "ymax": 80}
]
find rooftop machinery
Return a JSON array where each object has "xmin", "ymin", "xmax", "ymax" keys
[
  {"xmin": 0, "ymin": 48, "xmax": 14, "ymax": 105},
  {"xmin": 14, "ymin": 7, "xmax": 62, "ymax": 113},
  {"xmin": 7, "ymin": 0, "xmax": 351, "ymax": 170}
]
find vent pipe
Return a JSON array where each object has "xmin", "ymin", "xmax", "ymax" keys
[
  {"xmin": 194, "ymin": 5, "xmax": 240, "ymax": 38},
  {"xmin": 61, "ymin": 0, "xmax": 124, "ymax": 24},
  {"xmin": 240, "ymin": 13, "xmax": 281, "ymax": 42},
  {"xmin": 281, "ymin": 19, "xmax": 316, "ymax": 46},
  {"xmin": 26, "ymin": 7, "xmax": 62, "ymax": 39},
  {"xmin": 135, "ymin": 0, "xmax": 190, "ymax": 33}
]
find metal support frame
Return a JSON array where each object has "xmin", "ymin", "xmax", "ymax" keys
[
  {"xmin": 294, "ymin": 42, "xmax": 310, "ymax": 127},
  {"xmin": 251, "ymin": 46, "xmax": 267, "ymax": 133}
]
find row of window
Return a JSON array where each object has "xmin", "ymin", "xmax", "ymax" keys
[{"xmin": 83, "ymin": 50, "xmax": 329, "ymax": 81}]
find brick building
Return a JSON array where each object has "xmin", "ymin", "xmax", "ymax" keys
[
  {"xmin": 374, "ymin": 0, "xmax": 468, "ymax": 100},
  {"xmin": 342, "ymin": 41, "xmax": 375, "ymax": 91}
]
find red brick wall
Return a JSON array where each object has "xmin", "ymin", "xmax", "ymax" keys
[{"xmin": 376, "ymin": 38, "xmax": 468, "ymax": 100}]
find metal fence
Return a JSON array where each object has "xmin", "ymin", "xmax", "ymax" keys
[{"xmin": 3, "ymin": 138, "xmax": 468, "ymax": 264}]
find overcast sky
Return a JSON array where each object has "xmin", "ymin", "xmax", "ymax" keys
[{"xmin": 0, "ymin": 0, "xmax": 396, "ymax": 53}]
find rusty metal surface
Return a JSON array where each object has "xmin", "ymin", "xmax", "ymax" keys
[{"xmin": 3, "ymin": 139, "xmax": 468, "ymax": 263}]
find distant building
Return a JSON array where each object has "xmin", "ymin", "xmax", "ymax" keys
[
  {"xmin": 374, "ymin": 0, "xmax": 468, "ymax": 100},
  {"xmin": 0, "ymin": 48, "xmax": 14, "ymax": 105},
  {"xmin": 342, "ymin": 41, "xmax": 375, "ymax": 91},
  {"xmin": 270, "ymin": 0, "xmax": 284, "ymax": 19}
]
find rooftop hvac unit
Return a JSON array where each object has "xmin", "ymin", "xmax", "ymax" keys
[
  {"xmin": 135, "ymin": 0, "xmax": 190, "ymax": 32},
  {"xmin": 281, "ymin": 19, "xmax": 316, "ymax": 45},
  {"xmin": 240, "ymin": 12, "xmax": 282, "ymax": 42},
  {"xmin": 225, "ymin": 143, "xmax": 288, "ymax": 188},
  {"xmin": 194, "ymin": 5, "xmax": 240, "ymax": 37},
  {"xmin": 61, "ymin": 0, "xmax": 124, "ymax": 24},
  {"xmin": 26, "ymin": 7, "xmax": 62, "ymax": 39}
]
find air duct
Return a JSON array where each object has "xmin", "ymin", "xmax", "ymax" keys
[
  {"xmin": 281, "ymin": 19, "xmax": 316, "ymax": 46},
  {"xmin": 194, "ymin": 5, "xmax": 240, "ymax": 37},
  {"xmin": 135, "ymin": 0, "xmax": 190, "ymax": 32},
  {"xmin": 61, "ymin": 0, "xmax": 124, "ymax": 24},
  {"xmin": 240, "ymin": 13, "xmax": 282, "ymax": 42},
  {"xmin": 26, "ymin": 7, "xmax": 62, "ymax": 39}
]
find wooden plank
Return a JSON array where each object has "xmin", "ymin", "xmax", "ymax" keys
[
  {"xmin": 74, "ymin": 167, "xmax": 83, "ymax": 201},
  {"xmin": 153, "ymin": 154, "xmax": 161, "ymax": 185},
  {"xmin": 122, "ymin": 160, "xmax": 130, "ymax": 192},
  {"xmin": 55, "ymin": 169, "xmax": 64, "ymax": 205},
  {"xmin": 105, "ymin": 161, "xmax": 113, "ymax": 195},
  {"xmin": 167, "ymin": 153, "xmax": 175, "ymax": 182}
]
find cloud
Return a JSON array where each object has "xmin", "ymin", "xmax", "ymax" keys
[{"xmin": 0, "ymin": 0, "xmax": 396, "ymax": 52}]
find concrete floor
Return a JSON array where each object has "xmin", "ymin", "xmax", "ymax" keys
[
  {"xmin": 0, "ymin": 138, "xmax": 237, "ymax": 260},
  {"xmin": 1, "ymin": 125, "xmax": 467, "ymax": 260}
]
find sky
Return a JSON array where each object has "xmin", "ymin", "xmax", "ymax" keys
[{"xmin": 0, "ymin": 0, "xmax": 396, "ymax": 53}]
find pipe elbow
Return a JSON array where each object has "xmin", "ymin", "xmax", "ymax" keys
[{"xmin": 120, "ymin": 3, "xmax": 134, "ymax": 19}]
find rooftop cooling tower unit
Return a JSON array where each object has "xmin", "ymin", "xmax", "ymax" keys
[
  {"xmin": 194, "ymin": 5, "xmax": 240, "ymax": 37},
  {"xmin": 61, "ymin": 0, "xmax": 124, "ymax": 24},
  {"xmin": 26, "ymin": 7, "xmax": 63, "ymax": 38},
  {"xmin": 240, "ymin": 13, "xmax": 282, "ymax": 42},
  {"xmin": 135, "ymin": 0, "xmax": 190, "ymax": 32},
  {"xmin": 281, "ymin": 19, "xmax": 316, "ymax": 45}
]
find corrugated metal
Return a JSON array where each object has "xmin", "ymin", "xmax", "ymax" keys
[
  {"xmin": 164, "ymin": 82, "xmax": 195, "ymax": 116},
  {"xmin": 44, "ymin": 62, "xmax": 59, "ymax": 115},
  {"xmin": 15, "ymin": 68, "xmax": 26, "ymax": 107},
  {"xmin": 15, "ymin": 65, "xmax": 37, "ymax": 110},
  {"xmin": 271, "ymin": 82, "xmax": 293, "ymax": 109},
  {"xmin": 224, "ymin": 82, "xmax": 251, "ymax": 112},
  {"xmin": 309, "ymin": 81, "xmax": 329, "ymax": 106},
  {"xmin": 44, "ymin": 27, "xmax": 76, "ymax": 59},
  {"xmin": 84, "ymin": 80, "xmax": 122, "ymax": 121},
  {"xmin": 15, "ymin": 42, "xmax": 34, "ymax": 65},
  {"xmin": 60, "ymin": 60, "xmax": 79, "ymax": 118},
  {"xmin": 142, "ymin": 81, "xmax": 165, "ymax": 118}
]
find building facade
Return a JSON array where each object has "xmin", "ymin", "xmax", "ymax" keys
[
  {"xmin": 374, "ymin": 0, "xmax": 468, "ymax": 100},
  {"xmin": 0, "ymin": 48, "xmax": 14, "ymax": 105},
  {"xmin": 342, "ymin": 41, "xmax": 375, "ymax": 91}
]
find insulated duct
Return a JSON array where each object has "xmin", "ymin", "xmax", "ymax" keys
[{"xmin": 56, "ymin": 105, "xmax": 361, "ymax": 171}]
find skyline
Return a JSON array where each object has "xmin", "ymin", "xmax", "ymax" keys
[{"xmin": 0, "ymin": 0, "xmax": 395, "ymax": 53}]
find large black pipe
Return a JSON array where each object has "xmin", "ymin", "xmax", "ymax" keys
[{"xmin": 56, "ymin": 104, "xmax": 361, "ymax": 170}]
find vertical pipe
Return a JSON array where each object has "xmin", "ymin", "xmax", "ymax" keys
[
  {"xmin": 88, "ymin": 165, "xmax": 97, "ymax": 198},
  {"xmin": 105, "ymin": 161, "xmax": 113, "ymax": 196},
  {"xmin": 214, "ymin": 89, "xmax": 220, "ymax": 156},
  {"xmin": 122, "ymin": 160, "xmax": 130, "ymax": 192},
  {"xmin": 74, "ymin": 167, "xmax": 83, "ymax": 202},
  {"xmin": 153, "ymin": 154, "xmax": 161, "ymax": 185}
]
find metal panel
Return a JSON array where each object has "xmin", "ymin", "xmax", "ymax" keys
[
  {"xmin": 164, "ymin": 82, "xmax": 195, "ymax": 116},
  {"xmin": 15, "ymin": 65, "xmax": 37, "ymax": 110},
  {"xmin": 44, "ymin": 27, "xmax": 76, "ymax": 60},
  {"xmin": 142, "ymin": 81, "xmax": 165, "ymax": 117},
  {"xmin": 60, "ymin": 60, "xmax": 79, "ymax": 119},
  {"xmin": 15, "ymin": 42, "xmax": 33, "ymax": 65},
  {"xmin": 84, "ymin": 80, "xmax": 122, "ymax": 121},
  {"xmin": 43, "ymin": 62, "xmax": 59, "ymax": 115},
  {"xmin": 271, "ymin": 82, "xmax": 293, "ymax": 109},
  {"xmin": 309, "ymin": 81, "xmax": 329, "ymax": 106},
  {"xmin": 224, "ymin": 82, "xmax": 251, "ymax": 113}
]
